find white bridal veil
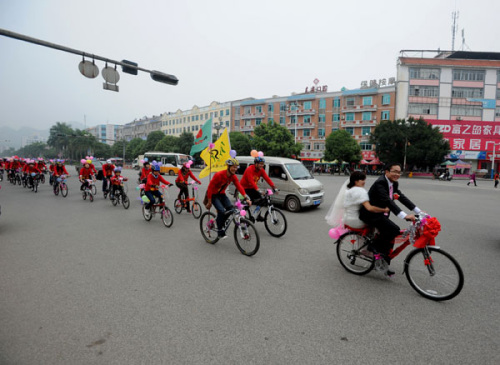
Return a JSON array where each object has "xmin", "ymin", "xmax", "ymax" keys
[{"xmin": 325, "ymin": 179, "xmax": 349, "ymax": 227}]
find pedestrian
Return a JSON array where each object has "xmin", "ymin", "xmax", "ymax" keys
[
  {"xmin": 494, "ymin": 172, "xmax": 499, "ymax": 188},
  {"xmin": 467, "ymin": 172, "xmax": 477, "ymax": 187}
]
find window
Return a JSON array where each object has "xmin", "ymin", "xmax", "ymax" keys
[
  {"xmin": 256, "ymin": 118, "xmax": 262, "ymax": 125},
  {"xmin": 453, "ymin": 69, "xmax": 485, "ymax": 81},
  {"xmin": 304, "ymin": 101, "xmax": 312, "ymax": 109},
  {"xmin": 360, "ymin": 142, "xmax": 372, "ymax": 151},
  {"xmin": 256, "ymin": 106, "xmax": 262, "ymax": 113},
  {"xmin": 314, "ymin": 143, "xmax": 325, "ymax": 150},
  {"xmin": 214, "ymin": 111, "xmax": 218, "ymax": 118},
  {"xmin": 345, "ymin": 127, "xmax": 354, "ymax": 135},
  {"xmin": 381, "ymin": 111, "xmax": 390, "ymax": 120},
  {"xmin": 382, "ymin": 94, "xmax": 391, "ymax": 105},
  {"xmin": 280, "ymin": 116, "xmax": 285, "ymax": 125},
  {"xmin": 450, "ymin": 105, "xmax": 482, "ymax": 117},
  {"xmin": 269, "ymin": 165, "xmax": 286, "ymax": 179},
  {"xmin": 333, "ymin": 98, "xmax": 340, "ymax": 108},
  {"xmin": 496, "ymin": 107, "xmax": 500, "ymax": 117},
  {"xmin": 361, "ymin": 126, "xmax": 371, "ymax": 136},
  {"xmin": 409, "ymin": 86, "xmax": 439, "ymax": 97},
  {"xmin": 268, "ymin": 104, "xmax": 274, "ymax": 112},
  {"xmin": 303, "ymin": 129, "xmax": 310, "ymax": 137},
  {"xmin": 363, "ymin": 96, "xmax": 372, "ymax": 106},
  {"xmin": 362, "ymin": 111, "xmax": 372, "ymax": 121},
  {"xmin": 302, "ymin": 143, "xmax": 310, "ymax": 150},
  {"xmin": 346, "ymin": 97, "xmax": 355, "ymax": 106},
  {"xmin": 345, "ymin": 112, "xmax": 355, "ymax": 121},
  {"xmin": 280, "ymin": 102, "xmax": 286, "ymax": 112},
  {"xmin": 318, "ymin": 128, "xmax": 325, "ymax": 137},
  {"xmin": 409, "ymin": 68, "xmax": 440, "ymax": 80},
  {"xmin": 304, "ymin": 115, "xmax": 311, "ymax": 124},
  {"xmin": 244, "ymin": 107, "xmax": 251, "ymax": 114},
  {"xmin": 318, "ymin": 114, "xmax": 325, "ymax": 123},
  {"xmin": 408, "ymin": 103, "xmax": 438, "ymax": 115},
  {"xmin": 226, "ymin": 109, "xmax": 229, "ymax": 116},
  {"xmin": 319, "ymin": 99, "xmax": 326, "ymax": 109},
  {"xmin": 333, "ymin": 113, "xmax": 340, "ymax": 121},
  {"xmin": 497, "ymin": 89, "xmax": 500, "ymax": 100},
  {"xmin": 451, "ymin": 87, "xmax": 484, "ymax": 98},
  {"xmin": 291, "ymin": 115, "xmax": 297, "ymax": 124}
]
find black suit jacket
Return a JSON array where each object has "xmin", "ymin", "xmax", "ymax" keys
[{"xmin": 359, "ymin": 175, "xmax": 416, "ymax": 224}]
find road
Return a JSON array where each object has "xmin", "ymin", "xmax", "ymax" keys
[{"xmin": 0, "ymin": 170, "xmax": 499, "ymax": 364}]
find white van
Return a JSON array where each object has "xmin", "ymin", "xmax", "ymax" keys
[{"xmin": 229, "ymin": 156, "xmax": 324, "ymax": 212}]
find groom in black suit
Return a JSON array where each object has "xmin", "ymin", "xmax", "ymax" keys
[{"xmin": 359, "ymin": 163, "xmax": 422, "ymax": 268}]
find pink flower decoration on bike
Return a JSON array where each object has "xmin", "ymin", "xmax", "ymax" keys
[
  {"xmin": 240, "ymin": 210, "xmax": 247, "ymax": 217},
  {"xmin": 267, "ymin": 189, "xmax": 273, "ymax": 195}
]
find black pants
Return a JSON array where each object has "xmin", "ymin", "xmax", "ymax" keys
[
  {"xmin": 361, "ymin": 214, "xmax": 400, "ymax": 260},
  {"xmin": 176, "ymin": 182, "xmax": 189, "ymax": 201}
]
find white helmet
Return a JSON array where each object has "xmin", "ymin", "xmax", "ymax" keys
[{"xmin": 107, "ymin": 159, "xmax": 112, "ymax": 164}]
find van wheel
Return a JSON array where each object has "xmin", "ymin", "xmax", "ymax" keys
[
  {"xmin": 169, "ymin": 170, "xmax": 175, "ymax": 176},
  {"xmin": 285, "ymin": 196, "xmax": 301, "ymax": 212}
]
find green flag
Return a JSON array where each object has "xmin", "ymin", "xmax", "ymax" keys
[{"xmin": 190, "ymin": 118, "xmax": 213, "ymax": 155}]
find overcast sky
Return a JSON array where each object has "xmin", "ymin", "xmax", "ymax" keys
[{"xmin": 1, "ymin": 0, "xmax": 499, "ymax": 131}]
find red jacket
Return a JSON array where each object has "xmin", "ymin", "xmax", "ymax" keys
[
  {"xmin": 89, "ymin": 163, "xmax": 97, "ymax": 175},
  {"xmin": 10, "ymin": 161, "xmax": 21, "ymax": 170},
  {"xmin": 102, "ymin": 163, "xmax": 115, "ymax": 177},
  {"xmin": 37, "ymin": 162, "xmax": 47, "ymax": 171},
  {"xmin": 111, "ymin": 175, "xmax": 128, "ymax": 186},
  {"xmin": 175, "ymin": 168, "xmax": 201, "ymax": 184},
  {"xmin": 79, "ymin": 167, "xmax": 94, "ymax": 180},
  {"xmin": 240, "ymin": 164, "xmax": 275, "ymax": 191},
  {"xmin": 206, "ymin": 169, "xmax": 246, "ymax": 200},
  {"xmin": 54, "ymin": 164, "xmax": 69, "ymax": 176},
  {"xmin": 145, "ymin": 173, "xmax": 171, "ymax": 192},
  {"xmin": 140, "ymin": 167, "xmax": 152, "ymax": 181},
  {"xmin": 26, "ymin": 165, "xmax": 41, "ymax": 174}
]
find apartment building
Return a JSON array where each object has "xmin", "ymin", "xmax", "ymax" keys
[
  {"xmin": 117, "ymin": 115, "xmax": 163, "ymax": 142},
  {"xmin": 232, "ymin": 85, "xmax": 395, "ymax": 162},
  {"xmin": 86, "ymin": 124, "xmax": 120, "ymax": 145},
  {"xmin": 396, "ymin": 50, "xmax": 500, "ymax": 171}
]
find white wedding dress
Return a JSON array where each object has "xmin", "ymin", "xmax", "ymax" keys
[{"xmin": 325, "ymin": 182, "xmax": 368, "ymax": 229}]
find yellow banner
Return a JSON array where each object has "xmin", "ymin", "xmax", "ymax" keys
[{"xmin": 199, "ymin": 128, "xmax": 231, "ymax": 179}]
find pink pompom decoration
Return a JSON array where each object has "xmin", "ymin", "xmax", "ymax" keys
[
  {"xmin": 329, "ymin": 227, "xmax": 348, "ymax": 240},
  {"xmin": 235, "ymin": 200, "xmax": 243, "ymax": 209},
  {"xmin": 139, "ymin": 184, "xmax": 145, "ymax": 189},
  {"xmin": 240, "ymin": 210, "xmax": 246, "ymax": 217},
  {"xmin": 258, "ymin": 151, "xmax": 264, "ymax": 157},
  {"xmin": 140, "ymin": 159, "xmax": 145, "ymax": 164},
  {"xmin": 81, "ymin": 159, "xmax": 86, "ymax": 164},
  {"xmin": 267, "ymin": 189, "xmax": 273, "ymax": 195},
  {"xmin": 250, "ymin": 150, "xmax": 258, "ymax": 157},
  {"xmin": 209, "ymin": 143, "xmax": 215, "ymax": 149}
]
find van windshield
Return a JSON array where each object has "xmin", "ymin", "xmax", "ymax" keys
[{"xmin": 285, "ymin": 163, "xmax": 313, "ymax": 180}]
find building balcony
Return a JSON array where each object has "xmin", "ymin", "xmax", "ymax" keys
[
  {"xmin": 285, "ymin": 108, "xmax": 316, "ymax": 116},
  {"xmin": 241, "ymin": 112, "xmax": 266, "ymax": 120},
  {"xmin": 240, "ymin": 126, "xmax": 255, "ymax": 132},
  {"xmin": 342, "ymin": 104, "xmax": 378, "ymax": 113},
  {"xmin": 286, "ymin": 122, "xmax": 316, "ymax": 130},
  {"xmin": 341, "ymin": 120, "xmax": 378, "ymax": 127}
]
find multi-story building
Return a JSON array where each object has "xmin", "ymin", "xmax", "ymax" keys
[
  {"xmin": 87, "ymin": 124, "xmax": 120, "ymax": 145},
  {"xmin": 117, "ymin": 115, "xmax": 163, "ymax": 142},
  {"xmin": 396, "ymin": 50, "xmax": 500, "ymax": 171},
  {"xmin": 232, "ymin": 85, "xmax": 396, "ymax": 163},
  {"xmin": 21, "ymin": 135, "xmax": 46, "ymax": 148},
  {"xmin": 160, "ymin": 101, "xmax": 232, "ymax": 138}
]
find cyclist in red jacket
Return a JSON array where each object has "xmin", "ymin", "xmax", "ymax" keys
[
  {"xmin": 110, "ymin": 167, "xmax": 128, "ymax": 200},
  {"xmin": 205, "ymin": 158, "xmax": 251, "ymax": 239},
  {"xmin": 144, "ymin": 164, "xmax": 173, "ymax": 210},
  {"xmin": 79, "ymin": 161, "xmax": 95, "ymax": 191},
  {"xmin": 175, "ymin": 162, "xmax": 201, "ymax": 213}
]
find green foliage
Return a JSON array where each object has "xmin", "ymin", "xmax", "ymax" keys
[
  {"xmin": 324, "ymin": 129, "xmax": 362, "ymax": 163},
  {"xmin": 125, "ymin": 138, "xmax": 145, "ymax": 159},
  {"xmin": 155, "ymin": 136, "xmax": 179, "ymax": 152},
  {"xmin": 229, "ymin": 131, "xmax": 251, "ymax": 156},
  {"xmin": 177, "ymin": 132, "xmax": 194, "ymax": 155},
  {"xmin": 93, "ymin": 143, "xmax": 112, "ymax": 159},
  {"xmin": 111, "ymin": 140, "xmax": 126, "ymax": 157},
  {"xmin": 251, "ymin": 123, "xmax": 302, "ymax": 158},
  {"xmin": 370, "ymin": 117, "xmax": 450, "ymax": 169},
  {"xmin": 145, "ymin": 131, "xmax": 166, "ymax": 151},
  {"xmin": 15, "ymin": 142, "xmax": 48, "ymax": 158},
  {"xmin": 47, "ymin": 123, "xmax": 98, "ymax": 160}
]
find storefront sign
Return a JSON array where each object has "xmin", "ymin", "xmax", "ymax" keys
[
  {"xmin": 360, "ymin": 77, "xmax": 395, "ymax": 88},
  {"xmin": 305, "ymin": 78, "xmax": 328, "ymax": 93}
]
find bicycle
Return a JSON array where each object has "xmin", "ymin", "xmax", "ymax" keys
[
  {"xmin": 30, "ymin": 173, "xmax": 40, "ymax": 193},
  {"xmin": 333, "ymin": 213, "xmax": 464, "ymax": 301},
  {"xmin": 141, "ymin": 185, "xmax": 174, "ymax": 227},
  {"xmin": 110, "ymin": 179, "xmax": 130, "ymax": 209},
  {"xmin": 89, "ymin": 179, "xmax": 97, "ymax": 195},
  {"xmin": 199, "ymin": 203, "xmax": 260, "ymax": 257},
  {"xmin": 39, "ymin": 171, "xmax": 46, "ymax": 184},
  {"xmin": 103, "ymin": 176, "xmax": 112, "ymax": 199},
  {"xmin": 240, "ymin": 189, "xmax": 287, "ymax": 237},
  {"xmin": 0, "ymin": 169, "xmax": 3, "ymax": 182},
  {"xmin": 81, "ymin": 179, "xmax": 94, "ymax": 202},
  {"xmin": 174, "ymin": 182, "xmax": 202, "ymax": 219},
  {"xmin": 53, "ymin": 175, "xmax": 69, "ymax": 197}
]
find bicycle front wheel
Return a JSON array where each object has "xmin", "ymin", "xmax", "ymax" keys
[
  {"xmin": 234, "ymin": 218, "xmax": 260, "ymax": 256},
  {"xmin": 336, "ymin": 232, "xmax": 374, "ymax": 275},
  {"xmin": 174, "ymin": 199, "xmax": 183, "ymax": 214},
  {"xmin": 161, "ymin": 207, "xmax": 174, "ymax": 227},
  {"xmin": 122, "ymin": 195, "xmax": 130, "ymax": 209},
  {"xmin": 191, "ymin": 202, "xmax": 202, "ymax": 219},
  {"xmin": 142, "ymin": 205, "xmax": 153, "ymax": 221},
  {"xmin": 200, "ymin": 211, "xmax": 219, "ymax": 244},
  {"xmin": 91, "ymin": 184, "xmax": 97, "ymax": 195},
  {"xmin": 61, "ymin": 184, "xmax": 68, "ymax": 197},
  {"xmin": 264, "ymin": 208, "xmax": 287, "ymax": 237},
  {"xmin": 405, "ymin": 247, "xmax": 464, "ymax": 301}
]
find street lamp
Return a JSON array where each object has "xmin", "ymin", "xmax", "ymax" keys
[
  {"xmin": 214, "ymin": 120, "xmax": 223, "ymax": 139},
  {"xmin": 485, "ymin": 141, "xmax": 500, "ymax": 179},
  {"xmin": 402, "ymin": 119, "xmax": 417, "ymax": 174}
]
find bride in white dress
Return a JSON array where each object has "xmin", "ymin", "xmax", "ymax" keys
[{"xmin": 325, "ymin": 171, "xmax": 389, "ymax": 229}]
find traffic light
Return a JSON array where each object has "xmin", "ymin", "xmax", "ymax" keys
[
  {"xmin": 121, "ymin": 60, "xmax": 138, "ymax": 75},
  {"xmin": 150, "ymin": 70, "xmax": 179, "ymax": 85}
]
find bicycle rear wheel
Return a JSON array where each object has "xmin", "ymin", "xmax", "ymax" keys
[
  {"xmin": 161, "ymin": 207, "xmax": 174, "ymax": 227},
  {"xmin": 40, "ymin": 174, "xmax": 45, "ymax": 184},
  {"xmin": 122, "ymin": 195, "xmax": 130, "ymax": 209},
  {"xmin": 405, "ymin": 247, "xmax": 464, "ymax": 301},
  {"xmin": 61, "ymin": 184, "xmax": 68, "ymax": 197},
  {"xmin": 234, "ymin": 218, "xmax": 260, "ymax": 256},
  {"xmin": 336, "ymin": 232, "xmax": 374, "ymax": 275},
  {"xmin": 200, "ymin": 211, "xmax": 219, "ymax": 244},
  {"xmin": 264, "ymin": 208, "xmax": 287, "ymax": 237},
  {"xmin": 174, "ymin": 199, "xmax": 183, "ymax": 214},
  {"xmin": 91, "ymin": 184, "xmax": 97, "ymax": 195}
]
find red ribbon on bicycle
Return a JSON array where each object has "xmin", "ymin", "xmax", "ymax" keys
[{"xmin": 413, "ymin": 217, "xmax": 441, "ymax": 248}]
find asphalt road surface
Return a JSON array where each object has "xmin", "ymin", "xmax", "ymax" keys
[{"xmin": 0, "ymin": 169, "xmax": 499, "ymax": 364}]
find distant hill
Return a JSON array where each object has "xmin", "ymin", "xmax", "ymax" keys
[{"xmin": 0, "ymin": 126, "xmax": 49, "ymax": 149}]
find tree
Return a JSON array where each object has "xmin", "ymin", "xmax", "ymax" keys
[
  {"xmin": 155, "ymin": 136, "xmax": 179, "ymax": 152},
  {"xmin": 324, "ymin": 130, "xmax": 362, "ymax": 164},
  {"xmin": 251, "ymin": 123, "xmax": 302, "ymax": 158},
  {"xmin": 93, "ymin": 142, "xmax": 112, "ymax": 159},
  {"xmin": 177, "ymin": 131, "xmax": 194, "ymax": 155},
  {"xmin": 111, "ymin": 140, "xmax": 126, "ymax": 157},
  {"xmin": 229, "ymin": 131, "xmax": 252, "ymax": 156},
  {"xmin": 126, "ymin": 138, "xmax": 145, "ymax": 159},
  {"xmin": 132, "ymin": 139, "xmax": 147, "ymax": 158},
  {"xmin": 47, "ymin": 122, "xmax": 74, "ymax": 156},
  {"xmin": 145, "ymin": 131, "xmax": 165, "ymax": 151},
  {"xmin": 370, "ymin": 117, "xmax": 450, "ymax": 170}
]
